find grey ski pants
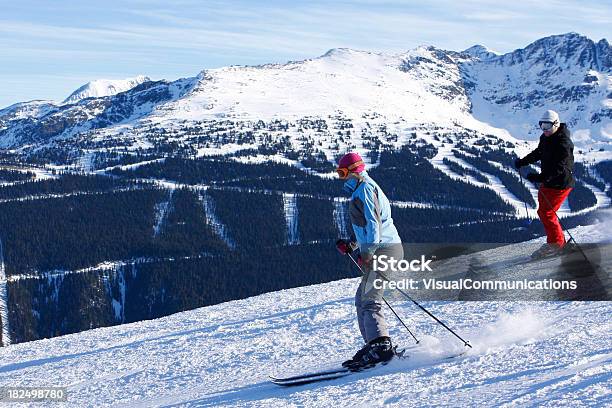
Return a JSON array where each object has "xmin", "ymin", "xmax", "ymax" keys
[
  {"xmin": 355, "ymin": 244, "xmax": 403, "ymax": 343},
  {"xmin": 355, "ymin": 269, "xmax": 387, "ymax": 342}
]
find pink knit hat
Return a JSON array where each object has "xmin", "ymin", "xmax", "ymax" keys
[{"xmin": 337, "ymin": 152, "xmax": 365, "ymax": 173}]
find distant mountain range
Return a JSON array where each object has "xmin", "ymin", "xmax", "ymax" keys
[{"xmin": 0, "ymin": 32, "xmax": 609, "ymax": 164}]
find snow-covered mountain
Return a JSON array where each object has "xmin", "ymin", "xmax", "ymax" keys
[
  {"xmin": 62, "ymin": 75, "xmax": 151, "ymax": 105},
  {"xmin": 0, "ymin": 33, "xmax": 609, "ymax": 164},
  {"xmin": 0, "ymin": 221, "xmax": 609, "ymax": 406},
  {"xmin": 464, "ymin": 33, "xmax": 611, "ymax": 149},
  {"xmin": 462, "ymin": 44, "xmax": 499, "ymax": 61}
]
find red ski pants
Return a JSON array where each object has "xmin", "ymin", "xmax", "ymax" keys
[{"xmin": 537, "ymin": 186, "xmax": 572, "ymax": 246}]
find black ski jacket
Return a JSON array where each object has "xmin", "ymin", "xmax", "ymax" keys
[{"xmin": 521, "ymin": 123, "xmax": 575, "ymax": 189}]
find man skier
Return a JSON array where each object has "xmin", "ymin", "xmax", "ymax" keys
[
  {"xmin": 515, "ymin": 110, "xmax": 575, "ymax": 258},
  {"xmin": 334, "ymin": 152, "xmax": 404, "ymax": 369}
]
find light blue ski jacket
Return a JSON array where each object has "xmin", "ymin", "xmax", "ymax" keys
[{"xmin": 343, "ymin": 171, "xmax": 401, "ymax": 255}]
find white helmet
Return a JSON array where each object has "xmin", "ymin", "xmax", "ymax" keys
[{"xmin": 539, "ymin": 110, "xmax": 560, "ymax": 124}]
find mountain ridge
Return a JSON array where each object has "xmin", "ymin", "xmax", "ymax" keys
[{"xmin": 0, "ymin": 32, "xmax": 609, "ymax": 164}]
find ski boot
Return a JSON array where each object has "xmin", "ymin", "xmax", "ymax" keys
[
  {"xmin": 561, "ymin": 241, "xmax": 578, "ymax": 255},
  {"xmin": 530, "ymin": 243, "xmax": 562, "ymax": 260},
  {"xmin": 342, "ymin": 342, "xmax": 369, "ymax": 368},
  {"xmin": 345, "ymin": 336, "xmax": 394, "ymax": 371}
]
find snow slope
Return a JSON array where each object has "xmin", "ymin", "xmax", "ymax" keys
[
  {"xmin": 151, "ymin": 48, "xmax": 470, "ymax": 125},
  {"xmin": 0, "ymin": 282, "xmax": 608, "ymax": 407},
  {"xmin": 0, "ymin": 223, "xmax": 609, "ymax": 407}
]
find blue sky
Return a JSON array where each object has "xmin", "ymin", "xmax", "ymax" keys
[{"xmin": 1, "ymin": 0, "xmax": 610, "ymax": 107}]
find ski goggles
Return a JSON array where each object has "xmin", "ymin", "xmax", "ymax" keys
[
  {"xmin": 539, "ymin": 121, "xmax": 557, "ymax": 131},
  {"xmin": 336, "ymin": 160, "xmax": 364, "ymax": 179}
]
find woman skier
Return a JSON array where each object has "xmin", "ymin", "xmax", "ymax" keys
[
  {"xmin": 334, "ymin": 152, "xmax": 404, "ymax": 369},
  {"xmin": 515, "ymin": 110, "xmax": 575, "ymax": 258}
]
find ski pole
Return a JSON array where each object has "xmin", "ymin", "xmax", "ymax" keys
[
  {"xmin": 346, "ymin": 253, "xmax": 419, "ymax": 344},
  {"xmin": 348, "ymin": 253, "xmax": 472, "ymax": 348},
  {"xmin": 518, "ymin": 170, "xmax": 531, "ymax": 221},
  {"xmin": 382, "ymin": 297, "xmax": 419, "ymax": 345},
  {"xmin": 536, "ymin": 183, "xmax": 591, "ymax": 264}
]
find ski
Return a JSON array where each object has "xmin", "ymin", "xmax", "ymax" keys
[
  {"xmin": 270, "ymin": 348, "xmax": 465, "ymax": 387},
  {"xmin": 443, "ymin": 350, "xmax": 467, "ymax": 360},
  {"xmin": 270, "ymin": 369, "xmax": 352, "ymax": 386},
  {"xmin": 270, "ymin": 348, "xmax": 406, "ymax": 386},
  {"xmin": 270, "ymin": 366, "xmax": 350, "ymax": 383},
  {"xmin": 270, "ymin": 361, "xmax": 392, "ymax": 387}
]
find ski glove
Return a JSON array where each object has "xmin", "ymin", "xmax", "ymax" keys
[
  {"xmin": 336, "ymin": 239, "xmax": 357, "ymax": 255},
  {"xmin": 357, "ymin": 254, "xmax": 372, "ymax": 269},
  {"xmin": 526, "ymin": 172, "xmax": 543, "ymax": 183}
]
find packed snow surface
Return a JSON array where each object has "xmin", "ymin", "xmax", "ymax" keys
[
  {"xmin": 0, "ymin": 234, "xmax": 610, "ymax": 407},
  {"xmin": 0, "ymin": 284, "xmax": 609, "ymax": 407}
]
